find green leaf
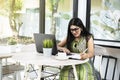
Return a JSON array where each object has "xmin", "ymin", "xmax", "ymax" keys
[{"xmin": 43, "ymin": 39, "xmax": 54, "ymax": 48}]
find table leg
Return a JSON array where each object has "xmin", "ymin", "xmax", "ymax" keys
[
  {"xmin": 24, "ymin": 64, "xmax": 29, "ymax": 80},
  {"xmin": 0, "ymin": 59, "xmax": 2, "ymax": 80},
  {"xmin": 37, "ymin": 65, "xmax": 42, "ymax": 80},
  {"xmin": 72, "ymin": 65, "xmax": 78, "ymax": 80}
]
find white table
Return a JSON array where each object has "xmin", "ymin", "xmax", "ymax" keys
[
  {"xmin": 0, "ymin": 53, "xmax": 12, "ymax": 80},
  {"xmin": 12, "ymin": 51, "xmax": 89, "ymax": 80}
]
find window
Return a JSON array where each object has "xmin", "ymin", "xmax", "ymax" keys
[
  {"xmin": 0, "ymin": 0, "xmax": 39, "ymax": 45},
  {"xmin": 45, "ymin": 0, "xmax": 73, "ymax": 40},
  {"xmin": 90, "ymin": 0, "xmax": 120, "ymax": 47}
]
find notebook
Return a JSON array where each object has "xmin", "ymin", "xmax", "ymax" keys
[{"xmin": 33, "ymin": 33, "xmax": 58, "ymax": 55}]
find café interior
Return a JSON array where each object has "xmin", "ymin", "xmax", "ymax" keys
[{"xmin": 0, "ymin": 0, "xmax": 120, "ymax": 80}]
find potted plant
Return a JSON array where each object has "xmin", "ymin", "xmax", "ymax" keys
[
  {"xmin": 43, "ymin": 39, "xmax": 54, "ymax": 56},
  {"xmin": 7, "ymin": 37, "xmax": 17, "ymax": 53},
  {"xmin": 8, "ymin": 37, "xmax": 17, "ymax": 45}
]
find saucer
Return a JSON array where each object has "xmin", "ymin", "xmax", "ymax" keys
[{"xmin": 55, "ymin": 56, "xmax": 68, "ymax": 60}]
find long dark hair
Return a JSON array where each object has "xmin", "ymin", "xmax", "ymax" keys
[{"xmin": 66, "ymin": 18, "xmax": 92, "ymax": 50}]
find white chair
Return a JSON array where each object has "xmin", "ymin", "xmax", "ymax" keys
[
  {"xmin": 91, "ymin": 45, "xmax": 108, "ymax": 80},
  {"xmin": 93, "ymin": 45, "xmax": 107, "ymax": 73},
  {"xmin": 101, "ymin": 55, "xmax": 117, "ymax": 80},
  {"xmin": 24, "ymin": 64, "xmax": 60, "ymax": 80},
  {"xmin": 93, "ymin": 45, "xmax": 118, "ymax": 80},
  {"xmin": 2, "ymin": 58, "xmax": 24, "ymax": 80}
]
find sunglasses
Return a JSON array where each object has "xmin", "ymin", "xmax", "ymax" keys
[{"xmin": 70, "ymin": 28, "xmax": 80, "ymax": 32}]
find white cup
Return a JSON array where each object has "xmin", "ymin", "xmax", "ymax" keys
[{"xmin": 57, "ymin": 52, "xmax": 67, "ymax": 58}]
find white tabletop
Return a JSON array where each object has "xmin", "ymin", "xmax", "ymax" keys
[
  {"xmin": 12, "ymin": 51, "xmax": 89, "ymax": 80},
  {"xmin": 0, "ymin": 53, "xmax": 12, "ymax": 59},
  {"xmin": 12, "ymin": 51, "xmax": 89, "ymax": 66}
]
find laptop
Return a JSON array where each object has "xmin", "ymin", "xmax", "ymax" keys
[{"xmin": 33, "ymin": 33, "xmax": 58, "ymax": 55}]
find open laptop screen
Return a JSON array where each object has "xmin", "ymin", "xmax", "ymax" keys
[{"xmin": 34, "ymin": 33, "xmax": 58, "ymax": 55}]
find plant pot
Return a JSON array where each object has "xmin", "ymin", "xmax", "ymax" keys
[
  {"xmin": 43, "ymin": 48, "xmax": 52, "ymax": 57},
  {"xmin": 9, "ymin": 45, "xmax": 17, "ymax": 53},
  {"xmin": 9, "ymin": 44, "xmax": 22, "ymax": 53}
]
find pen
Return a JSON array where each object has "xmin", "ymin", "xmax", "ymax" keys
[{"xmin": 82, "ymin": 48, "xmax": 88, "ymax": 54}]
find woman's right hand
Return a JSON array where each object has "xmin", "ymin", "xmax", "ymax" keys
[{"xmin": 59, "ymin": 47, "xmax": 70, "ymax": 53}]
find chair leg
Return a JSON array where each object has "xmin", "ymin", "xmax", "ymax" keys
[
  {"xmin": 119, "ymin": 74, "xmax": 120, "ymax": 80},
  {"xmin": 16, "ymin": 71, "xmax": 21, "ymax": 80},
  {"xmin": 13, "ymin": 72, "xmax": 17, "ymax": 80},
  {"xmin": 104, "ymin": 56, "xmax": 109, "ymax": 79},
  {"xmin": 13, "ymin": 71, "xmax": 21, "ymax": 80},
  {"xmin": 112, "ymin": 57, "xmax": 117, "ymax": 80}
]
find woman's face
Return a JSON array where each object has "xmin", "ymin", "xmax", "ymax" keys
[{"xmin": 70, "ymin": 25, "xmax": 82, "ymax": 38}]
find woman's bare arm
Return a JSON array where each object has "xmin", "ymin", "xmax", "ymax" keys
[
  {"xmin": 57, "ymin": 38, "xmax": 70, "ymax": 53},
  {"xmin": 80, "ymin": 36, "xmax": 94, "ymax": 59}
]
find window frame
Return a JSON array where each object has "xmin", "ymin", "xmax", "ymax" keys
[
  {"xmin": 88, "ymin": 0, "xmax": 120, "ymax": 48},
  {"xmin": 39, "ymin": 0, "xmax": 80, "ymax": 34}
]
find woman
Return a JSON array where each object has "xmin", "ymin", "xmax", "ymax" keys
[{"xmin": 57, "ymin": 18, "xmax": 96, "ymax": 80}]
